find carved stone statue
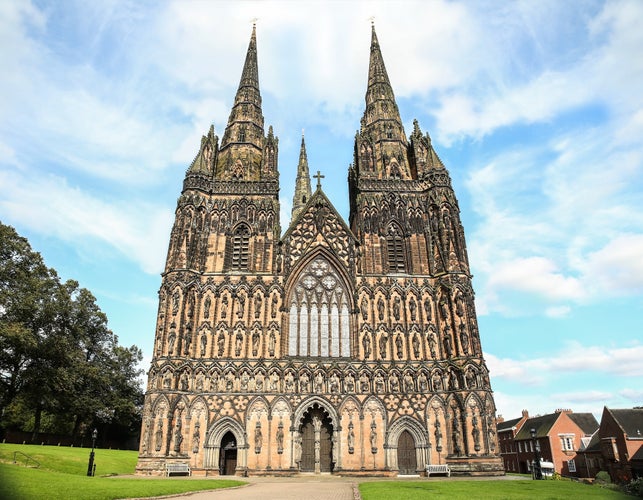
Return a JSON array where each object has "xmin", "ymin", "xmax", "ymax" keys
[
  {"xmin": 395, "ymin": 335, "xmax": 403, "ymax": 358},
  {"xmin": 173, "ymin": 418, "xmax": 183, "ymax": 454},
  {"xmin": 377, "ymin": 297, "xmax": 385, "ymax": 321},
  {"xmin": 374, "ymin": 373, "xmax": 385, "ymax": 393},
  {"xmin": 370, "ymin": 421, "xmax": 377, "ymax": 452},
  {"xmin": 252, "ymin": 330, "xmax": 260, "ymax": 356},
  {"xmin": 362, "ymin": 333, "xmax": 371, "ymax": 358},
  {"xmin": 393, "ymin": 296, "xmax": 401, "ymax": 321},
  {"xmin": 254, "ymin": 293, "xmax": 262, "ymax": 318},
  {"xmin": 294, "ymin": 431, "xmax": 302, "ymax": 465},
  {"xmin": 220, "ymin": 295, "xmax": 228, "ymax": 319},
  {"xmin": 409, "ymin": 297, "xmax": 417, "ymax": 321},
  {"xmin": 237, "ymin": 294, "xmax": 245, "ymax": 319},
  {"xmin": 235, "ymin": 332, "xmax": 243, "ymax": 356},
  {"xmin": 314, "ymin": 372, "xmax": 324, "ymax": 393},
  {"xmin": 360, "ymin": 297, "xmax": 368, "ymax": 320},
  {"xmin": 192, "ymin": 423, "xmax": 201, "ymax": 454},
  {"xmin": 276, "ymin": 422, "xmax": 284, "ymax": 454},
  {"xmin": 155, "ymin": 419, "xmax": 163, "ymax": 452},
  {"xmin": 379, "ymin": 333, "xmax": 387, "ymax": 359},
  {"xmin": 268, "ymin": 330, "xmax": 276, "ymax": 357},
  {"xmin": 203, "ymin": 296, "xmax": 211, "ymax": 319},
  {"xmin": 345, "ymin": 373, "xmax": 355, "ymax": 393},
  {"xmin": 217, "ymin": 332, "xmax": 225, "ymax": 356},
  {"xmin": 412, "ymin": 334, "xmax": 421, "ymax": 358},
  {"xmin": 254, "ymin": 422, "xmax": 263, "ymax": 453},
  {"xmin": 299, "ymin": 372, "xmax": 310, "ymax": 392}
]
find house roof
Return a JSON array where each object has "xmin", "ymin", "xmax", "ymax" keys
[
  {"xmin": 497, "ymin": 416, "xmax": 524, "ymax": 432},
  {"xmin": 631, "ymin": 445, "xmax": 643, "ymax": 462},
  {"xmin": 579, "ymin": 432, "xmax": 602, "ymax": 453},
  {"xmin": 606, "ymin": 408, "xmax": 643, "ymax": 438},
  {"xmin": 514, "ymin": 413, "xmax": 561, "ymax": 440},
  {"xmin": 568, "ymin": 413, "xmax": 600, "ymax": 435}
]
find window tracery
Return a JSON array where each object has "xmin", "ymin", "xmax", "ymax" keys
[{"xmin": 288, "ymin": 256, "xmax": 350, "ymax": 357}]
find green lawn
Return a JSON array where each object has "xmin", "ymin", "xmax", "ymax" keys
[
  {"xmin": 359, "ymin": 480, "xmax": 630, "ymax": 500},
  {"xmin": 0, "ymin": 443, "xmax": 245, "ymax": 500}
]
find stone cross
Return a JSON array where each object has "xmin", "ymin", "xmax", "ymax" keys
[{"xmin": 314, "ymin": 170, "xmax": 325, "ymax": 189}]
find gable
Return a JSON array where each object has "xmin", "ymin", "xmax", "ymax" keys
[{"xmin": 281, "ymin": 189, "xmax": 357, "ymax": 275}]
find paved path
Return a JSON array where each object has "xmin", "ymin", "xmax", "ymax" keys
[
  {"xmin": 168, "ymin": 476, "xmax": 358, "ymax": 500},
  {"xmin": 162, "ymin": 474, "xmax": 522, "ymax": 500}
]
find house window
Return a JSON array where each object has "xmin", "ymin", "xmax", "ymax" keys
[
  {"xmin": 560, "ymin": 434, "xmax": 575, "ymax": 451},
  {"xmin": 568, "ymin": 459, "xmax": 576, "ymax": 473},
  {"xmin": 518, "ymin": 442, "xmax": 522, "ymax": 453},
  {"xmin": 230, "ymin": 224, "xmax": 250, "ymax": 270}
]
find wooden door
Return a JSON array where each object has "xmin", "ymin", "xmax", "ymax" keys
[
  {"xmin": 398, "ymin": 430, "xmax": 417, "ymax": 474},
  {"xmin": 299, "ymin": 408, "xmax": 333, "ymax": 472},
  {"xmin": 301, "ymin": 418, "xmax": 315, "ymax": 471},
  {"xmin": 220, "ymin": 432, "xmax": 237, "ymax": 476}
]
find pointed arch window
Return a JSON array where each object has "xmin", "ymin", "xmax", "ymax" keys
[
  {"xmin": 237, "ymin": 126, "xmax": 246, "ymax": 142},
  {"xmin": 386, "ymin": 223, "xmax": 406, "ymax": 273},
  {"xmin": 288, "ymin": 255, "xmax": 351, "ymax": 358},
  {"xmin": 230, "ymin": 224, "xmax": 250, "ymax": 270}
]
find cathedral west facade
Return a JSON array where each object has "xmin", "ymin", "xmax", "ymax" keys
[{"xmin": 136, "ymin": 25, "xmax": 503, "ymax": 477}]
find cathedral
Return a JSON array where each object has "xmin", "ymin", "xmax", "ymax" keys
[{"xmin": 136, "ymin": 24, "xmax": 503, "ymax": 477}]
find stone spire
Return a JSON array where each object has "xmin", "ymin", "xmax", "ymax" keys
[
  {"xmin": 291, "ymin": 132, "xmax": 312, "ymax": 221},
  {"xmin": 216, "ymin": 24, "xmax": 266, "ymax": 180},
  {"xmin": 358, "ymin": 23, "xmax": 411, "ymax": 180}
]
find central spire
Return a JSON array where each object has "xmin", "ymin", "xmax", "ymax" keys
[{"xmin": 291, "ymin": 132, "xmax": 312, "ymax": 221}]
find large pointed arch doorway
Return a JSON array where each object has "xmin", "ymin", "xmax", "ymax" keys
[
  {"xmin": 300, "ymin": 406, "xmax": 334, "ymax": 473},
  {"xmin": 397, "ymin": 430, "xmax": 417, "ymax": 474},
  {"xmin": 219, "ymin": 431, "xmax": 237, "ymax": 475}
]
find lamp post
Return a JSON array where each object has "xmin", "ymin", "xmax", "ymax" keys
[
  {"xmin": 530, "ymin": 427, "xmax": 543, "ymax": 480},
  {"xmin": 86, "ymin": 428, "xmax": 98, "ymax": 477}
]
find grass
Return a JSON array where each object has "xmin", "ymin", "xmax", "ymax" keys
[
  {"xmin": 359, "ymin": 480, "xmax": 631, "ymax": 500},
  {"xmin": 0, "ymin": 443, "xmax": 245, "ymax": 500}
]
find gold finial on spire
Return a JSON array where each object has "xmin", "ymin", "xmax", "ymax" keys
[
  {"xmin": 368, "ymin": 16, "xmax": 375, "ymax": 27},
  {"xmin": 251, "ymin": 17, "xmax": 258, "ymax": 28}
]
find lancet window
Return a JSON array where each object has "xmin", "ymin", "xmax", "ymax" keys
[{"xmin": 288, "ymin": 256, "xmax": 351, "ymax": 357}]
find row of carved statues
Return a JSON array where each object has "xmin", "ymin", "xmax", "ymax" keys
[{"xmin": 149, "ymin": 362, "xmax": 488, "ymax": 395}]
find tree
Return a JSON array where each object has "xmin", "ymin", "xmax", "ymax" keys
[{"xmin": 0, "ymin": 222, "xmax": 144, "ymax": 443}]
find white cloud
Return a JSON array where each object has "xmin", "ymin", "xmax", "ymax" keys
[
  {"xmin": 0, "ymin": 169, "xmax": 172, "ymax": 275},
  {"xmin": 486, "ymin": 342, "xmax": 643, "ymax": 382},
  {"xmin": 488, "ymin": 257, "xmax": 585, "ymax": 302},
  {"xmin": 545, "ymin": 305, "xmax": 571, "ymax": 318}
]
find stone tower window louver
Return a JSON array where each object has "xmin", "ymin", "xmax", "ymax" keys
[
  {"xmin": 386, "ymin": 223, "xmax": 406, "ymax": 273},
  {"xmin": 230, "ymin": 224, "xmax": 250, "ymax": 270}
]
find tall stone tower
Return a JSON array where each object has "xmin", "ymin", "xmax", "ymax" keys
[{"xmin": 137, "ymin": 24, "xmax": 503, "ymax": 477}]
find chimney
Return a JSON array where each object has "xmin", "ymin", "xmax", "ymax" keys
[
  {"xmin": 522, "ymin": 409, "xmax": 529, "ymax": 418},
  {"xmin": 497, "ymin": 415, "xmax": 504, "ymax": 423}
]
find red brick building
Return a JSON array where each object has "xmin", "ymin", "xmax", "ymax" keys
[
  {"xmin": 593, "ymin": 407, "xmax": 643, "ymax": 482},
  {"xmin": 497, "ymin": 410, "xmax": 529, "ymax": 473},
  {"xmin": 513, "ymin": 409, "xmax": 598, "ymax": 476}
]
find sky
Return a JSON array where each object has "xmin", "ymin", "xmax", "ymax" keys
[{"xmin": 1, "ymin": 0, "xmax": 642, "ymax": 422}]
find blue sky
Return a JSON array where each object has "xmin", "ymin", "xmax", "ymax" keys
[{"xmin": 1, "ymin": 0, "xmax": 642, "ymax": 421}]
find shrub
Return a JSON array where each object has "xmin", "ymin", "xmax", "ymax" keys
[
  {"xmin": 595, "ymin": 471, "xmax": 612, "ymax": 485},
  {"xmin": 624, "ymin": 477, "xmax": 643, "ymax": 498}
]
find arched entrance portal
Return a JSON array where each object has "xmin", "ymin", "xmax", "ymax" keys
[
  {"xmin": 219, "ymin": 431, "xmax": 237, "ymax": 475},
  {"xmin": 397, "ymin": 430, "xmax": 417, "ymax": 474},
  {"xmin": 300, "ymin": 406, "xmax": 334, "ymax": 473}
]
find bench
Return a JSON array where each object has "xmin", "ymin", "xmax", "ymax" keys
[
  {"xmin": 426, "ymin": 464, "xmax": 451, "ymax": 477},
  {"xmin": 166, "ymin": 463, "xmax": 191, "ymax": 476}
]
